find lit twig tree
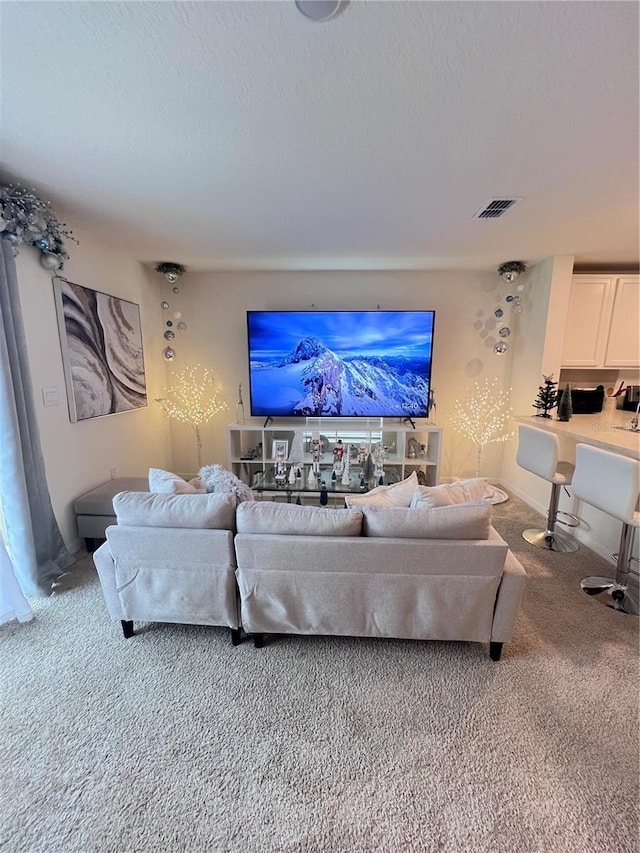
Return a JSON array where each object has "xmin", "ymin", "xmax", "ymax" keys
[
  {"xmin": 451, "ymin": 378, "xmax": 514, "ymax": 477},
  {"xmin": 155, "ymin": 365, "xmax": 228, "ymax": 468}
]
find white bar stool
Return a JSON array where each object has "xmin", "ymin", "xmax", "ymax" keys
[
  {"xmin": 516, "ymin": 424, "xmax": 579, "ymax": 553},
  {"xmin": 572, "ymin": 443, "xmax": 640, "ymax": 616}
]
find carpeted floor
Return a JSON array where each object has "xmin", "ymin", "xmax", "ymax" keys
[{"xmin": 1, "ymin": 492, "xmax": 638, "ymax": 853}]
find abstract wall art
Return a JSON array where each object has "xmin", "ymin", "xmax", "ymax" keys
[{"xmin": 53, "ymin": 278, "xmax": 147, "ymax": 421}]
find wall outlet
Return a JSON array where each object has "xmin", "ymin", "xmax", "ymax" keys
[{"xmin": 109, "ymin": 466, "xmax": 117, "ymax": 480}]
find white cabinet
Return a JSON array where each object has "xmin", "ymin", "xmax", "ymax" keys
[
  {"xmin": 227, "ymin": 419, "xmax": 442, "ymax": 489},
  {"xmin": 561, "ymin": 275, "xmax": 639, "ymax": 368}
]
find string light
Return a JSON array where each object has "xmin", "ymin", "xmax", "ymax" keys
[
  {"xmin": 155, "ymin": 364, "xmax": 229, "ymax": 468},
  {"xmin": 451, "ymin": 378, "xmax": 514, "ymax": 476}
]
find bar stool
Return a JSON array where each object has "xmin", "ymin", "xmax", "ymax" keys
[
  {"xmin": 516, "ymin": 424, "xmax": 579, "ymax": 553},
  {"xmin": 572, "ymin": 443, "xmax": 640, "ymax": 616}
]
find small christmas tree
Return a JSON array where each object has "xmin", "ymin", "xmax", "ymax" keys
[
  {"xmin": 557, "ymin": 383, "xmax": 573, "ymax": 422},
  {"xmin": 532, "ymin": 374, "xmax": 559, "ymax": 418}
]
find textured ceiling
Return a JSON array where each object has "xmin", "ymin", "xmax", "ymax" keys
[{"xmin": 1, "ymin": 1, "xmax": 638, "ymax": 271}]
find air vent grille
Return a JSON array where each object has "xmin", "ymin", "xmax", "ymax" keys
[{"xmin": 473, "ymin": 198, "xmax": 524, "ymax": 219}]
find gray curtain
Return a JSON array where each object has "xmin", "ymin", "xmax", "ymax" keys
[{"xmin": 0, "ymin": 240, "xmax": 74, "ymax": 597}]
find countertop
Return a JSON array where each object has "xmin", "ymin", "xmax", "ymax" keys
[{"xmin": 514, "ymin": 408, "xmax": 640, "ymax": 460}]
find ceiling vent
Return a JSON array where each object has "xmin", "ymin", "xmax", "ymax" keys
[{"xmin": 473, "ymin": 198, "xmax": 524, "ymax": 219}]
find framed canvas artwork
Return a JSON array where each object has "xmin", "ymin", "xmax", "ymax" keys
[{"xmin": 53, "ymin": 278, "xmax": 148, "ymax": 421}]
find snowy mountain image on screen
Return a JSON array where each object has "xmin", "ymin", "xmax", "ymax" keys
[{"xmin": 249, "ymin": 334, "xmax": 430, "ymax": 417}]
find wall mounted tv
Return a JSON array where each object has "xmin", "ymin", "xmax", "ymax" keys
[{"xmin": 246, "ymin": 310, "xmax": 435, "ymax": 418}]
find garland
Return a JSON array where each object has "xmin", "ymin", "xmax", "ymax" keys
[{"xmin": 0, "ymin": 183, "xmax": 77, "ymax": 270}]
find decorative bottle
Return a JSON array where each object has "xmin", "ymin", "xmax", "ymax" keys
[{"xmin": 236, "ymin": 383, "xmax": 245, "ymax": 425}]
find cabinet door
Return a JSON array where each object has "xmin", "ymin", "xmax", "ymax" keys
[
  {"xmin": 561, "ymin": 276, "xmax": 614, "ymax": 367},
  {"xmin": 604, "ymin": 277, "xmax": 640, "ymax": 368}
]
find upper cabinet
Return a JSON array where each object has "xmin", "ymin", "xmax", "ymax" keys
[{"xmin": 561, "ymin": 275, "xmax": 639, "ymax": 368}]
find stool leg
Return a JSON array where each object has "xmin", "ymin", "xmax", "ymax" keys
[
  {"xmin": 522, "ymin": 483, "xmax": 579, "ymax": 553},
  {"xmin": 580, "ymin": 524, "xmax": 639, "ymax": 616}
]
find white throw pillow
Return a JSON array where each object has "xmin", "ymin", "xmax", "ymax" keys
[
  {"xmin": 410, "ymin": 478, "xmax": 488, "ymax": 509},
  {"xmin": 345, "ymin": 471, "xmax": 418, "ymax": 509},
  {"xmin": 362, "ymin": 500, "xmax": 491, "ymax": 540},
  {"xmin": 148, "ymin": 468, "xmax": 200, "ymax": 494},
  {"xmin": 199, "ymin": 464, "xmax": 255, "ymax": 504},
  {"xmin": 113, "ymin": 491, "xmax": 236, "ymax": 530}
]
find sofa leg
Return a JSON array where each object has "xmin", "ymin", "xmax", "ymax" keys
[
  {"xmin": 121, "ymin": 620, "xmax": 134, "ymax": 639},
  {"xmin": 231, "ymin": 628, "xmax": 242, "ymax": 646},
  {"xmin": 489, "ymin": 642, "xmax": 503, "ymax": 661},
  {"xmin": 84, "ymin": 537, "xmax": 96, "ymax": 553},
  {"xmin": 253, "ymin": 633, "xmax": 264, "ymax": 649}
]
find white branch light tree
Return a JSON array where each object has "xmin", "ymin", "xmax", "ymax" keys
[
  {"xmin": 451, "ymin": 378, "xmax": 514, "ymax": 477},
  {"xmin": 155, "ymin": 365, "xmax": 228, "ymax": 468}
]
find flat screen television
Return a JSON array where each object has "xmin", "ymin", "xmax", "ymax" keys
[{"xmin": 246, "ymin": 310, "xmax": 435, "ymax": 418}]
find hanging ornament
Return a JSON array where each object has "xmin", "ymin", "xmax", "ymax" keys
[
  {"xmin": 163, "ymin": 346, "xmax": 176, "ymax": 360},
  {"xmin": 155, "ymin": 262, "xmax": 186, "ymax": 283},
  {"xmin": 164, "ymin": 330, "xmax": 175, "ymax": 340},
  {"xmin": 172, "ymin": 286, "xmax": 180, "ymax": 294},
  {"xmin": 511, "ymin": 297, "xmax": 522, "ymax": 313},
  {"xmin": 494, "ymin": 342, "xmax": 509, "ymax": 354},
  {"xmin": 497, "ymin": 261, "xmax": 527, "ymax": 283},
  {"xmin": 166, "ymin": 320, "xmax": 173, "ymax": 327},
  {"xmin": 173, "ymin": 311, "xmax": 182, "ymax": 319},
  {"xmin": 34, "ymin": 237, "xmax": 49, "ymax": 250},
  {"xmin": 39, "ymin": 251, "xmax": 62, "ymax": 270},
  {"xmin": 161, "ymin": 301, "xmax": 169, "ymax": 310},
  {"xmin": 177, "ymin": 321, "xmax": 187, "ymax": 331},
  {"xmin": 494, "ymin": 307, "xmax": 503, "ymax": 318},
  {"xmin": 498, "ymin": 327, "xmax": 511, "ymax": 338},
  {"xmin": 505, "ymin": 294, "xmax": 514, "ymax": 303}
]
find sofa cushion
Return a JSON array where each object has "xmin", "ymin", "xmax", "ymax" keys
[
  {"xmin": 236, "ymin": 501, "xmax": 363, "ymax": 536},
  {"xmin": 148, "ymin": 468, "xmax": 205, "ymax": 494},
  {"xmin": 410, "ymin": 478, "xmax": 488, "ymax": 509},
  {"xmin": 362, "ymin": 500, "xmax": 491, "ymax": 539},
  {"xmin": 344, "ymin": 471, "xmax": 418, "ymax": 508},
  {"xmin": 113, "ymin": 491, "xmax": 236, "ymax": 530},
  {"xmin": 199, "ymin": 464, "xmax": 255, "ymax": 504}
]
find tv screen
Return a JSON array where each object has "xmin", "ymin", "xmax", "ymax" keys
[{"xmin": 246, "ymin": 310, "xmax": 435, "ymax": 418}]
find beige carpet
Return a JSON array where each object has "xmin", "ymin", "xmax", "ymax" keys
[{"xmin": 1, "ymin": 492, "xmax": 638, "ymax": 853}]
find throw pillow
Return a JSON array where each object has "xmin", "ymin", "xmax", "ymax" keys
[
  {"xmin": 362, "ymin": 500, "xmax": 492, "ymax": 540},
  {"xmin": 345, "ymin": 471, "xmax": 418, "ymax": 509},
  {"xmin": 113, "ymin": 491, "xmax": 236, "ymax": 530},
  {"xmin": 149, "ymin": 468, "xmax": 200, "ymax": 495},
  {"xmin": 199, "ymin": 464, "xmax": 255, "ymax": 504},
  {"xmin": 236, "ymin": 502, "xmax": 363, "ymax": 537},
  {"xmin": 410, "ymin": 477, "xmax": 488, "ymax": 509}
]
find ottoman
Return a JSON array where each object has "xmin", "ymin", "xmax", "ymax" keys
[{"xmin": 74, "ymin": 476, "xmax": 149, "ymax": 552}]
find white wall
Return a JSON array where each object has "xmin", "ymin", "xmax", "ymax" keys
[
  {"xmin": 159, "ymin": 269, "xmax": 515, "ymax": 479},
  {"xmin": 15, "ymin": 227, "xmax": 172, "ymax": 551}
]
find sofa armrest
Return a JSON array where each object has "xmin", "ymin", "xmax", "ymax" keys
[
  {"xmin": 491, "ymin": 549, "xmax": 527, "ymax": 642},
  {"xmin": 93, "ymin": 539, "xmax": 125, "ymax": 620}
]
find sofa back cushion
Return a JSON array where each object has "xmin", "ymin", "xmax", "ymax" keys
[
  {"xmin": 236, "ymin": 501, "xmax": 363, "ymax": 536},
  {"xmin": 362, "ymin": 500, "xmax": 491, "ymax": 539},
  {"xmin": 345, "ymin": 471, "xmax": 418, "ymax": 508},
  {"xmin": 113, "ymin": 491, "xmax": 236, "ymax": 530}
]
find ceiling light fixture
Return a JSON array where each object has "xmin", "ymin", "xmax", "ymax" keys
[
  {"xmin": 155, "ymin": 261, "xmax": 186, "ymax": 283},
  {"xmin": 295, "ymin": 1, "xmax": 349, "ymax": 22}
]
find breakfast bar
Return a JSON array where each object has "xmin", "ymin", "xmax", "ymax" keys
[
  {"xmin": 513, "ymin": 409, "xmax": 640, "ymax": 461},
  {"xmin": 512, "ymin": 408, "xmax": 639, "ymax": 566}
]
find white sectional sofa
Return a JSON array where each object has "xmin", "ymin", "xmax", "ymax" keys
[
  {"xmin": 234, "ymin": 500, "xmax": 526, "ymax": 660},
  {"xmin": 92, "ymin": 487, "xmax": 526, "ymax": 661},
  {"xmin": 93, "ymin": 491, "xmax": 241, "ymax": 644}
]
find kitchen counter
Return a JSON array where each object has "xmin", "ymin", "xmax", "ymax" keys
[{"xmin": 514, "ymin": 408, "xmax": 640, "ymax": 460}]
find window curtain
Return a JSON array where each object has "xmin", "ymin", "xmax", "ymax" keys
[{"xmin": 0, "ymin": 240, "xmax": 74, "ymax": 600}]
